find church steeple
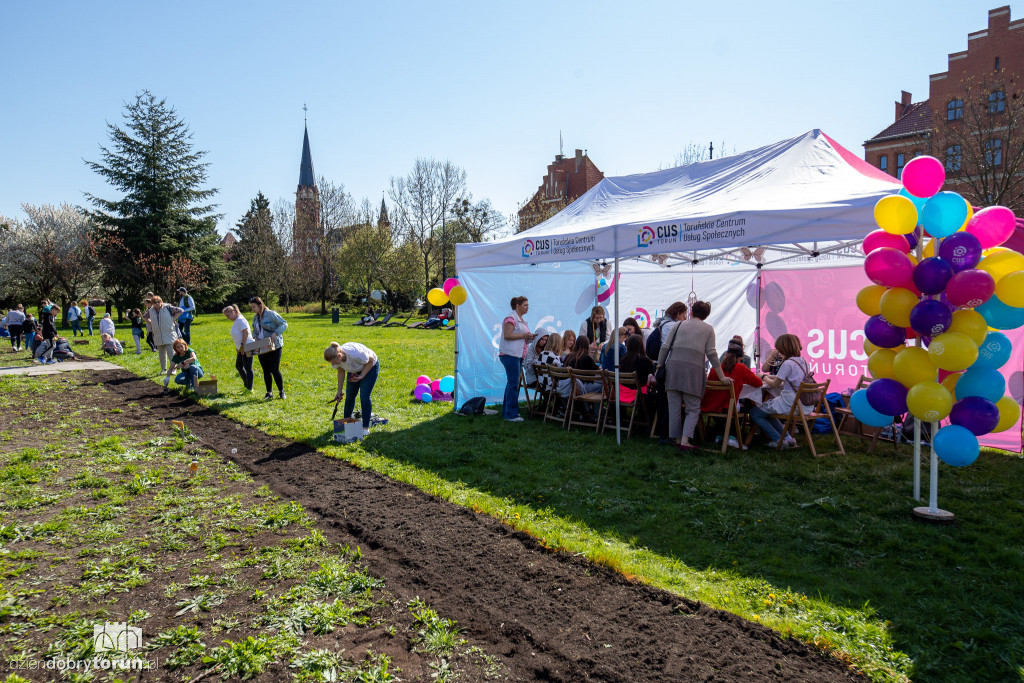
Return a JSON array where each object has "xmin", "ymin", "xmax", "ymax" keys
[
  {"xmin": 378, "ymin": 196, "xmax": 390, "ymax": 229},
  {"xmin": 298, "ymin": 124, "xmax": 316, "ymax": 190}
]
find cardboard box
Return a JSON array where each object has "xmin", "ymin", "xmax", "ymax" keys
[
  {"xmin": 333, "ymin": 418, "xmax": 362, "ymax": 443},
  {"xmin": 196, "ymin": 376, "xmax": 218, "ymax": 397},
  {"xmin": 243, "ymin": 338, "xmax": 273, "ymax": 357}
]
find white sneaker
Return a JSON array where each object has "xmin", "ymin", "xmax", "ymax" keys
[
  {"xmin": 783, "ymin": 436, "xmax": 798, "ymax": 448},
  {"xmin": 505, "ymin": 416, "xmax": 525, "ymax": 422},
  {"xmin": 362, "ymin": 428, "xmax": 370, "ymax": 437},
  {"xmin": 727, "ymin": 436, "xmax": 747, "ymax": 450}
]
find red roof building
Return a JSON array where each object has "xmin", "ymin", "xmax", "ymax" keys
[
  {"xmin": 517, "ymin": 148, "xmax": 604, "ymax": 231},
  {"xmin": 864, "ymin": 6, "xmax": 1024, "ymax": 209}
]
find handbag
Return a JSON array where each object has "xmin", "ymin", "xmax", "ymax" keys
[
  {"xmin": 654, "ymin": 322, "xmax": 681, "ymax": 385},
  {"xmin": 178, "ymin": 311, "xmax": 194, "ymax": 323},
  {"xmin": 796, "ymin": 359, "xmax": 823, "ymax": 407}
]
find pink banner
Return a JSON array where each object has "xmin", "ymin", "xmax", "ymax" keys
[{"xmin": 759, "ymin": 267, "xmax": 1024, "ymax": 452}]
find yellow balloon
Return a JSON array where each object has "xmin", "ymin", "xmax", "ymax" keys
[
  {"xmin": 941, "ymin": 371, "xmax": 962, "ymax": 399},
  {"xmin": 892, "ymin": 346, "xmax": 938, "ymax": 388},
  {"xmin": 874, "ymin": 195, "xmax": 918, "ymax": 235},
  {"xmin": 427, "ymin": 287, "xmax": 449, "ymax": 306},
  {"xmin": 920, "ymin": 237, "xmax": 936, "ymax": 259},
  {"xmin": 856, "ymin": 285, "xmax": 888, "ymax": 317},
  {"xmin": 958, "ymin": 203, "xmax": 974, "ymax": 231},
  {"xmin": 947, "ymin": 309, "xmax": 989, "ymax": 346},
  {"xmin": 993, "ymin": 395, "xmax": 1021, "ymax": 433},
  {"xmin": 978, "ymin": 248, "xmax": 1024, "ymax": 283},
  {"xmin": 879, "ymin": 287, "xmax": 919, "ymax": 327},
  {"xmin": 864, "ymin": 339, "xmax": 905, "ymax": 357},
  {"xmin": 448, "ymin": 285, "xmax": 468, "ymax": 306},
  {"xmin": 906, "ymin": 381, "xmax": 954, "ymax": 422},
  {"xmin": 928, "ymin": 332, "xmax": 979, "ymax": 371},
  {"xmin": 995, "ymin": 270, "xmax": 1024, "ymax": 307},
  {"xmin": 868, "ymin": 349, "xmax": 897, "ymax": 379}
]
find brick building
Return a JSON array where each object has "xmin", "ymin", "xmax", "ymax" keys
[
  {"xmin": 517, "ymin": 148, "xmax": 604, "ymax": 231},
  {"xmin": 864, "ymin": 7, "xmax": 1024, "ymax": 209}
]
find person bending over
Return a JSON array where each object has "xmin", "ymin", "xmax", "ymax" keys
[{"xmin": 325, "ymin": 341, "xmax": 380, "ymax": 437}]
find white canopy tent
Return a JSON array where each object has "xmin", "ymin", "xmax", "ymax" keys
[{"xmin": 453, "ymin": 130, "xmax": 902, "ymax": 441}]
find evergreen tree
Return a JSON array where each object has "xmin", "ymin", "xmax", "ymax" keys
[
  {"xmin": 233, "ymin": 191, "xmax": 279, "ymax": 301},
  {"xmin": 84, "ymin": 90, "xmax": 226, "ymax": 309}
]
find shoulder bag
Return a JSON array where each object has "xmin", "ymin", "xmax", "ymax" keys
[{"xmin": 654, "ymin": 322, "xmax": 681, "ymax": 386}]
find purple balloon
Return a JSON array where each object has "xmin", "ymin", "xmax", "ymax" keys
[
  {"xmin": 904, "ymin": 228, "xmax": 922, "ymax": 250},
  {"xmin": 938, "ymin": 232, "xmax": 983, "ymax": 273},
  {"xmin": 866, "ymin": 378, "xmax": 908, "ymax": 416},
  {"xmin": 912, "ymin": 257, "xmax": 954, "ymax": 295},
  {"xmin": 909, "ymin": 299, "xmax": 953, "ymax": 337},
  {"xmin": 864, "ymin": 315, "xmax": 907, "ymax": 348},
  {"xmin": 949, "ymin": 396, "xmax": 1000, "ymax": 435}
]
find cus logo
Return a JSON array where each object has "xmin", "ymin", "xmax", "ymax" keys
[{"xmin": 637, "ymin": 226, "xmax": 655, "ymax": 248}]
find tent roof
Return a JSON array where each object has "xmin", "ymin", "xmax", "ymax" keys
[{"xmin": 457, "ymin": 130, "xmax": 900, "ymax": 270}]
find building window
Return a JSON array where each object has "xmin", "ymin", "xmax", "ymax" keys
[
  {"xmin": 985, "ymin": 139, "xmax": 1003, "ymax": 167},
  {"xmin": 989, "ymin": 91, "xmax": 1006, "ymax": 114},
  {"xmin": 995, "ymin": 56, "xmax": 1000, "ymax": 71},
  {"xmin": 879, "ymin": 155, "xmax": 888, "ymax": 173},
  {"xmin": 896, "ymin": 153, "xmax": 906, "ymax": 180},
  {"xmin": 947, "ymin": 99, "xmax": 963, "ymax": 121},
  {"xmin": 946, "ymin": 145, "xmax": 962, "ymax": 172}
]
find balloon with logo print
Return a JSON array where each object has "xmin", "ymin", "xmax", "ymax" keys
[
  {"xmin": 938, "ymin": 232, "xmax": 983, "ymax": 273},
  {"xmin": 950, "ymin": 396, "xmax": 1000, "ymax": 435},
  {"xmin": 864, "ymin": 315, "xmax": 907, "ymax": 349},
  {"xmin": 908, "ymin": 299, "xmax": 952, "ymax": 338},
  {"xmin": 932, "ymin": 425, "xmax": 979, "ymax": 467},
  {"xmin": 945, "ymin": 269, "xmax": 995, "ymax": 308},
  {"xmin": 928, "ymin": 331, "xmax": 979, "ymax": 371},
  {"xmin": 974, "ymin": 331, "xmax": 1013, "ymax": 369},
  {"xmin": 906, "ymin": 381, "xmax": 954, "ymax": 422},
  {"xmin": 912, "ymin": 257, "xmax": 954, "ymax": 295}
]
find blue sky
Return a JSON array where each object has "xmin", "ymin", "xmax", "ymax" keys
[{"xmin": 0, "ymin": 0, "xmax": 1012, "ymax": 237}]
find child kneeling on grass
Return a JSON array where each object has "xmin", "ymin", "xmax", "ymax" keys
[
  {"xmin": 163, "ymin": 338, "xmax": 203, "ymax": 395},
  {"xmin": 100, "ymin": 333, "xmax": 124, "ymax": 356}
]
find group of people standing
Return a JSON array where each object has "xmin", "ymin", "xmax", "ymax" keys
[{"xmin": 498, "ymin": 298, "xmax": 814, "ymax": 450}]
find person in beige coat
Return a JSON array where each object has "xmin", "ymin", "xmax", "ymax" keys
[{"xmin": 656, "ymin": 300, "xmax": 730, "ymax": 451}]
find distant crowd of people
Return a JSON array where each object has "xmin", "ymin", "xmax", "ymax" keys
[{"xmin": 498, "ymin": 299, "xmax": 814, "ymax": 450}]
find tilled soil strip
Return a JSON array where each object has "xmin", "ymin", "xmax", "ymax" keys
[{"xmin": 99, "ymin": 369, "xmax": 863, "ymax": 682}]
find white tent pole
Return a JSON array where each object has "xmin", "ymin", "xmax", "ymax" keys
[
  {"xmin": 754, "ymin": 267, "xmax": 763, "ymax": 366},
  {"xmin": 912, "ymin": 235, "xmax": 923, "ymax": 501},
  {"xmin": 453, "ymin": 304, "xmax": 460, "ymax": 409},
  {"xmin": 614, "ymin": 257, "xmax": 621, "ymax": 446}
]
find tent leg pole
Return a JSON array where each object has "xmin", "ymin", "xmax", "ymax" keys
[
  {"xmin": 614, "ymin": 257, "xmax": 621, "ymax": 446},
  {"xmin": 912, "ymin": 419, "xmax": 921, "ymax": 501},
  {"xmin": 754, "ymin": 267, "xmax": 763, "ymax": 366}
]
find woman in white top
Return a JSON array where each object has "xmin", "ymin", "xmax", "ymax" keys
[
  {"xmin": 223, "ymin": 305, "xmax": 253, "ymax": 392},
  {"xmin": 498, "ymin": 296, "xmax": 535, "ymax": 422},
  {"xmin": 324, "ymin": 341, "xmax": 379, "ymax": 435},
  {"xmin": 99, "ymin": 313, "xmax": 115, "ymax": 339},
  {"xmin": 749, "ymin": 333, "xmax": 807, "ymax": 448}
]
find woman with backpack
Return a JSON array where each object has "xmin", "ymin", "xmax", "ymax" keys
[
  {"xmin": 128, "ymin": 308, "xmax": 145, "ymax": 354},
  {"xmin": 749, "ymin": 333, "xmax": 807, "ymax": 449},
  {"xmin": 176, "ymin": 287, "xmax": 196, "ymax": 344},
  {"xmin": 248, "ymin": 296, "xmax": 288, "ymax": 400},
  {"xmin": 67, "ymin": 302, "xmax": 83, "ymax": 337}
]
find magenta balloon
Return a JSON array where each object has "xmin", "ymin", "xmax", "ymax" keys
[
  {"xmin": 937, "ymin": 232, "xmax": 983, "ymax": 272},
  {"xmin": 442, "ymin": 277, "xmax": 460, "ymax": 296},
  {"xmin": 946, "ymin": 269, "xmax": 996, "ymax": 308},
  {"xmin": 901, "ymin": 156, "xmax": 946, "ymax": 199},
  {"xmin": 863, "ymin": 230, "xmax": 911, "ymax": 255},
  {"xmin": 865, "ymin": 378, "xmax": 908, "ymax": 416},
  {"xmin": 416, "ymin": 374, "xmax": 431, "ymax": 386},
  {"xmin": 430, "ymin": 379, "xmax": 441, "ymax": 392},
  {"xmin": 912, "ymin": 257, "xmax": 954, "ymax": 295},
  {"xmin": 909, "ymin": 299, "xmax": 953, "ymax": 337},
  {"xmin": 966, "ymin": 206, "xmax": 1017, "ymax": 249},
  {"xmin": 864, "ymin": 315, "xmax": 907, "ymax": 348},
  {"xmin": 864, "ymin": 248, "xmax": 914, "ymax": 287}
]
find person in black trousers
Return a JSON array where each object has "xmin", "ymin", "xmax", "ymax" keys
[{"xmin": 223, "ymin": 305, "xmax": 254, "ymax": 392}]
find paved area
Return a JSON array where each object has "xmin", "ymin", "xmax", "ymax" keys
[{"xmin": 0, "ymin": 360, "xmax": 123, "ymax": 376}]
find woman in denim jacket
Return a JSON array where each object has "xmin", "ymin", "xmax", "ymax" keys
[{"xmin": 248, "ymin": 296, "xmax": 288, "ymax": 400}]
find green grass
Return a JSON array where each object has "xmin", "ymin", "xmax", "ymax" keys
[{"xmin": 103, "ymin": 313, "xmax": 1024, "ymax": 682}]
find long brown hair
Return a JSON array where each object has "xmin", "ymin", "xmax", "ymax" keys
[
  {"xmin": 545, "ymin": 332, "xmax": 563, "ymax": 356},
  {"xmin": 565, "ymin": 335, "xmax": 591, "ymax": 366},
  {"xmin": 720, "ymin": 350, "xmax": 739, "ymax": 373}
]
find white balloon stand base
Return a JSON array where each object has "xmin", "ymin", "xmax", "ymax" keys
[{"xmin": 912, "ymin": 506, "xmax": 955, "ymax": 523}]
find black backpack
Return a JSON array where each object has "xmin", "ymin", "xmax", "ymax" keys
[{"xmin": 457, "ymin": 397, "xmax": 486, "ymax": 416}]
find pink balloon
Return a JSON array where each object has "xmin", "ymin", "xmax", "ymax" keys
[
  {"xmin": 946, "ymin": 269, "xmax": 995, "ymax": 308},
  {"xmin": 416, "ymin": 374, "xmax": 431, "ymax": 386},
  {"xmin": 864, "ymin": 248, "xmax": 914, "ymax": 287},
  {"xmin": 863, "ymin": 230, "xmax": 911, "ymax": 255},
  {"xmin": 442, "ymin": 277, "xmax": 460, "ymax": 296},
  {"xmin": 430, "ymin": 379, "xmax": 441, "ymax": 393},
  {"xmin": 966, "ymin": 206, "xmax": 1017, "ymax": 249},
  {"xmin": 901, "ymin": 156, "xmax": 946, "ymax": 199}
]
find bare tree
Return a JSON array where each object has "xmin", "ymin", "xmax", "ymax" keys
[
  {"xmin": 299, "ymin": 176, "xmax": 356, "ymax": 313},
  {"xmin": 272, "ymin": 199, "xmax": 298, "ymax": 313},
  {"xmin": 664, "ymin": 140, "xmax": 734, "ymax": 169},
  {"xmin": 932, "ymin": 73, "xmax": 1024, "ymax": 213},
  {"xmin": 389, "ymin": 158, "xmax": 467, "ymax": 292}
]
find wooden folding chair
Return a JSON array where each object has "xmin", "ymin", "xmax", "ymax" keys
[
  {"xmin": 544, "ymin": 365, "xmax": 572, "ymax": 426},
  {"xmin": 565, "ymin": 368, "xmax": 607, "ymax": 433},
  {"xmin": 602, "ymin": 370, "xmax": 650, "ymax": 438},
  {"xmin": 518, "ymin": 366, "xmax": 536, "ymax": 415},
  {"xmin": 530, "ymin": 363, "xmax": 551, "ymax": 420},
  {"xmin": 697, "ymin": 380, "xmax": 746, "ymax": 454},
  {"xmin": 763, "ymin": 380, "xmax": 844, "ymax": 457}
]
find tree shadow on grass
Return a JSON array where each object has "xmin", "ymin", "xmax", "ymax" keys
[{"xmin": 358, "ymin": 410, "xmax": 1024, "ymax": 683}]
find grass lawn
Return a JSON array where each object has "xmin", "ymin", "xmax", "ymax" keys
[{"xmin": 102, "ymin": 312, "xmax": 1024, "ymax": 683}]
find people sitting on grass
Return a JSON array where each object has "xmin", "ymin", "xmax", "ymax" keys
[
  {"xmin": 163, "ymin": 338, "xmax": 203, "ymax": 395},
  {"xmin": 100, "ymin": 333, "xmax": 124, "ymax": 356}
]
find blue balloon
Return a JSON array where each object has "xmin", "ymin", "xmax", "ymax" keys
[
  {"xmin": 955, "ymin": 367, "xmax": 1005, "ymax": 402},
  {"xmin": 974, "ymin": 297, "xmax": 1024, "ymax": 330},
  {"xmin": 974, "ymin": 331, "xmax": 1013, "ymax": 369},
  {"xmin": 898, "ymin": 188, "xmax": 928, "ymax": 219},
  {"xmin": 850, "ymin": 389, "xmax": 892, "ymax": 427},
  {"xmin": 932, "ymin": 425, "xmax": 980, "ymax": 467},
  {"xmin": 921, "ymin": 191, "xmax": 970, "ymax": 238},
  {"xmin": 421, "ymin": 392, "xmax": 433, "ymax": 404},
  {"xmin": 439, "ymin": 375, "xmax": 455, "ymax": 393}
]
